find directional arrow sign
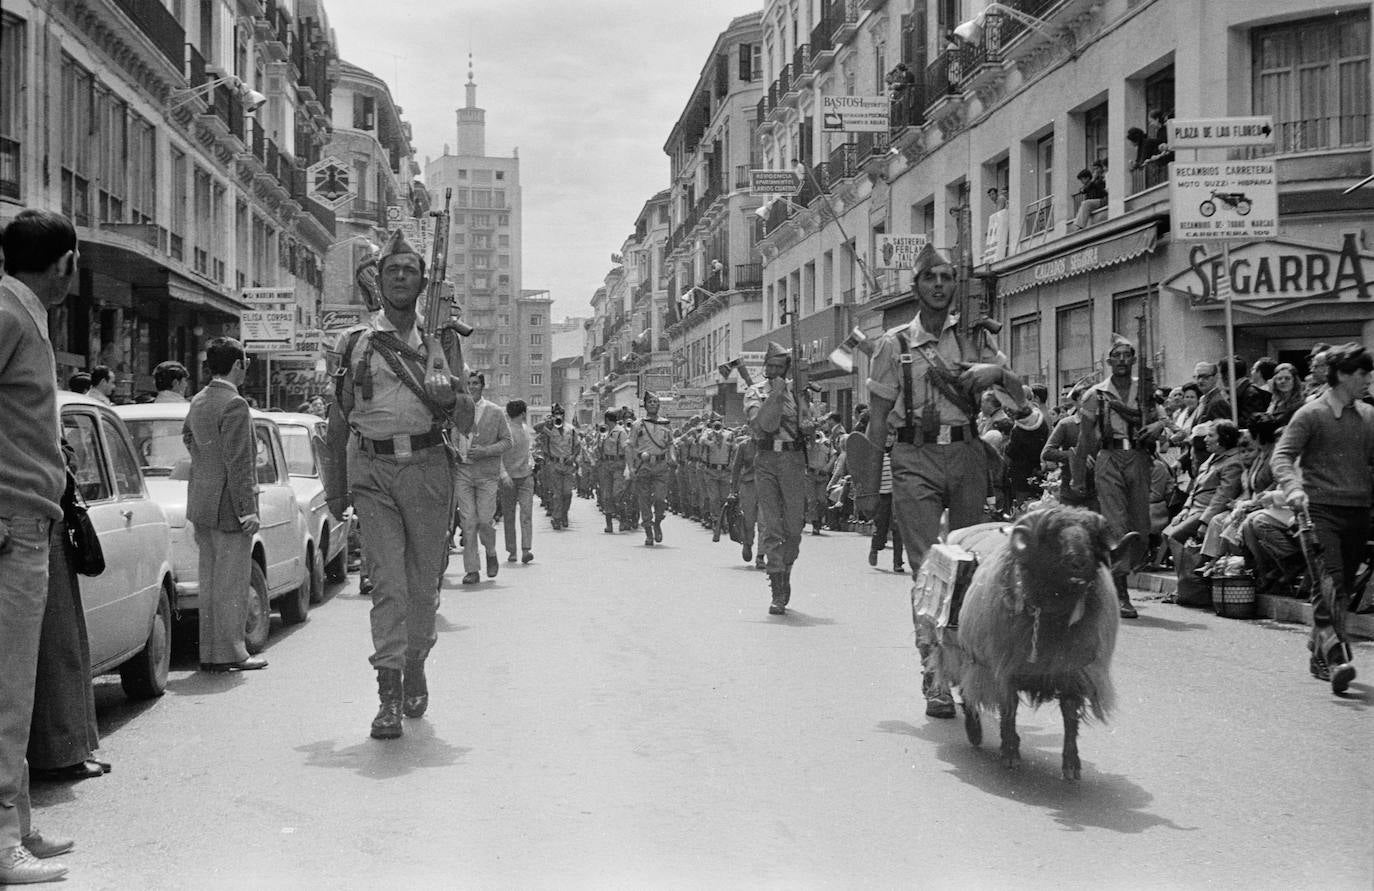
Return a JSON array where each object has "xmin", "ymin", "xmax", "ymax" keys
[{"xmin": 1167, "ymin": 116, "xmax": 1274, "ymax": 149}]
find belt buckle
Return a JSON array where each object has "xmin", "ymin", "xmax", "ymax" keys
[
  {"xmin": 393, "ymin": 433, "xmax": 413, "ymax": 459},
  {"xmin": 936, "ymin": 426, "xmax": 953, "ymax": 446}
]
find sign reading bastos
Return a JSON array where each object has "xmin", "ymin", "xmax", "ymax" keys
[{"xmin": 1162, "ymin": 233, "xmax": 1372, "ymax": 315}]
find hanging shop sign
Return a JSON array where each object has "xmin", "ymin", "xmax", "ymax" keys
[
  {"xmin": 876, "ymin": 234, "xmax": 930, "ymax": 269},
  {"xmin": 1161, "ymin": 233, "xmax": 1373, "ymax": 314},
  {"xmin": 820, "ymin": 96, "xmax": 890, "ymax": 133},
  {"xmin": 749, "ymin": 170, "xmax": 801, "ymax": 195},
  {"xmin": 305, "ymin": 157, "xmax": 355, "ymax": 210},
  {"xmin": 995, "ymin": 224, "xmax": 1158, "ymax": 296},
  {"xmin": 240, "ymin": 287, "xmax": 296, "ymax": 353},
  {"xmin": 1170, "ymin": 160, "xmax": 1278, "ymax": 241}
]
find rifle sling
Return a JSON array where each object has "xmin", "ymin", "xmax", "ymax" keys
[
  {"xmin": 368, "ymin": 331, "xmax": 451, "ymax": 423},
  {"xmin": 898, "ymin": 333, "xmax": 979, "ymax": 427}
]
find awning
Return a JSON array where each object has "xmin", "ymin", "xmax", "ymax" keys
[
  {"xmin": 167, "ymin": 273, "xmax": 248, "ymax": 318},
  {"xmin": 996, "ymin": 224, "xmax": 1158, "ymax": 297}
]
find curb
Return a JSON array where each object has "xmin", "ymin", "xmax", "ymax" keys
[{"xmin": 1128, "ymin": 570, "xmax": 1374, "ymax": 641}]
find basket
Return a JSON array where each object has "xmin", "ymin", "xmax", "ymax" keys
[{"xmin": 1211, "ymin": 575, "xmax": 1257, "ymax": 619}]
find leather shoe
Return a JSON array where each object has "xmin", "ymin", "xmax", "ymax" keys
[
  {"xmin": 507, "ymin": 553, "xmax": 517, "ymax": 563},
  {"xmin": 200, "ymin": 656, "xmax": 268, "ymax": 673},
  {"xmin": 461, "ymin": 571, "xmax": 481, "ymax": 585},
  {"xmin": 521, "ymin": 551, "xmax": 534, "ymax": 564},
  {"xmin": 30, "ymin": 760, "xmax": 105, "ymax": 782},
  {"xmin": 486, "ymin": 553, "xmax": 499, "ymax": 578},
  {"xmin": 1330, "ymin": 662, "xmax": 1357, "ymax": 695},
  {"xmin": 20, "ymin": 832, "xmax": 72, "ymax": 859},
  {"xmin": 0, "ymin": 845, "xmax": 67, "ymax": 884},
  {"xmin": 868, "ymin": 550, "xmax": 878, "ymax": 567}
]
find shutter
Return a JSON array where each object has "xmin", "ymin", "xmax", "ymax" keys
[{"xmin": 739, "ymin": 42, "xmax": 752, "ymax": 81}]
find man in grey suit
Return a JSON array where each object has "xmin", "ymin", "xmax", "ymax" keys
[
  {"xmin": 183, "ymin": 337, "xmax": 267, "ymax": 673},
  {"xmin": 455, "ymin": 371, "xmax": 511, "ymax": 585}
]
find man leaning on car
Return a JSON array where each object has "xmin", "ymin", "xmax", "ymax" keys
[
  {"xmin": 0, "ymin": 209, "xmax": 78, "ymax": 883},
  {"xmin": 183, "ymin": 337, "xmax": 268, "ymax": 674}
]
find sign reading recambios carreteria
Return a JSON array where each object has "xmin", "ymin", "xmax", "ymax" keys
[{"xmin": 1162, "ymin": 233, "xmax": 1372, "ymax": 314}]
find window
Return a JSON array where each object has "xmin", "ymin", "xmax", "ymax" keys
[
  {"xmin": 530, "ymin": 373, "xmax": 543, "ymax": 385},
  {"xmin": 103, "ymin": 415, "xmax": 145, "ymax": 497},
  {"xmin": 1253, "ymin": 12, "xmax": 1370, "ymax": 153},
  {"xmin": 1112, "ymin": 289, "xmax": 1159, "ymax": 370},
  {"xmin": 530, "ymin": 353, "xmax": 543, "ymax": 363},
  {"xmin": 530, "ymin": 332, "xmax": 543, "ymax": 345},
  {"xmin": 192, "ymin": 167, "xmax": 212, "ymax": 275},
  {"xmin": 1009, "ymin": 315, "xmax": 1041, "ymax": 383},
  {"xmin": 498, "ymin": 373, "xmax": 511, "ymax": 387},
  {"xmin": 453, "ymin": 233, "xmax": 465, "ymax": 244},
  {"xmin": 1056, "ymin": 303, "xmax": 1094, "ymax": 391},
  {"xmin": 498, "ymin": 333, "xmax": 511, "ymax": 345},
  {"xmin": 499, "ymin": 234, "xmax": 510, "ymax": 247},
  {"xmin": 456, "ymin": 188, "xmax": 469, "ymax": 206},
  {"xmin": 457, "ymin": 168, "xmax": 467, "ymax": 178},
  {"xmin": 61, "ymin": 55, "xmax": 94, "ymax": 225},
  {"xmin": 530, "ymin": 394, "xmax": 544, "ymax": 406},
  {"xmin": 352, "ymin": 94, "xmax": 376, "ymax": 130},
  {"xmin": 62, "ymin": 411, "xmax": 110, "ymax": 502},
  {"xmin": 499, "ymin": 254, "xmax": 510, "ymax": 268},
  {"xmin": 129, "ymin": 113, "xmax": 156, "ymax": 224},
  {"xmin": 472, "ymin": 213, "xmax": 491, "ymax": 227},
  {"xmin": 529, "ymin": 314, "xmax": 542, "ymax": 326},
  {"xmin": 499, "ymin": 353, "xmax": 511, "ymax": 366},
  {"xmin": 253, "ymin": 425, "xmax": 280, "ymax": 485},
  {"xmin": 170, "ymin": 148, "xmax": 188, "ymax": 259},
  {"xmin": 473, "ymin": 169, "xmax": 491, "ymax": 183},
  {"xmin": 1083, "ymin": 102, "xmax": 1109, "ymax": 165},
  {"xmin": 0, "ymin": 14, "xmax": 21, "ymax": 200},
  {"xmin": 494, "ymin": 190, "xmax": 506, "ymax": 208},
  {"xmin": 471, "ymin": 189, "xmax": 492, "ymax": 208},
  {"xmin": 495, "ymin": 170, "xmax": 504, "ymax": 180},
  {"xmin": 452, "ymin": 213, "xmax": 465, "ymax": 225},
  {"xmin": 498, "ymin": 313, "xmax": 510, "ymax": 326},
  {"xmin": 498, "ymin": 214, "xmax": 509, "ymax": 227}
]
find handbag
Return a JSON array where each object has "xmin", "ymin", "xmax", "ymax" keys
[{"xmin": 61, "ymin": 471, "xmax": 106, "ymax": 577}]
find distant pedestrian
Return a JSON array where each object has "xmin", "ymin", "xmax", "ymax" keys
[
  {"xmin": 66, "ymin": 372, "xmax": 91, "ymax": 394},
  {"xmin": 183, "ymin": 337, "xmax": 267, "ymax": 674},
  {"xmin": 87, "ymin": 365, "xmax": 114, "ymax": 405},
  {"xmin": 500, "ymin": 400, "xmax": 536, "ymax": 564},
  {"xmin": 153, "ymin": 360, "xmax": 189, "ymax": 403},
  {"xmin": 454, "ymin": 371, "xmax": 510, "ymax": 585}
]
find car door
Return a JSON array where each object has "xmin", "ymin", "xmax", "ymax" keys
[
  {"xmin": 308, "ymin": 427, "xmax": 345, "ymax": 563},
  {"xmin": 253, "ymin": 420, "xmax": 302, "ymax": 594},
  {"xmin": 60, "ymin": 406, "xmax": 130, "ymax": 669},
  {"xmin": 99, "ymin": 408, "xmax": 168, "ymax": 614}
]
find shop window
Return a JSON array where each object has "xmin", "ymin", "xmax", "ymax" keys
[
  {"xmin": 1112, "ymin": 288, "xmax": 1161, "ymax": 372},
  {"xmin": 1010, "ymin": 314, "xmax": 1041, "ymax": 384},
  {"xmin": 1252, "ymin": 11, "xmax": 1370, "ymax": 154},
  {"xmin": 1056, "ymin": 302, "xmax": 1094, "ymax": 391}
]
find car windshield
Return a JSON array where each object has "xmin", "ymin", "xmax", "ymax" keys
[
  {"xmin": 125, "ymin": 419, "xmax": 191, "ymax": 476},
  {"xmin": 279, "ymin": 426, "xmax": 317, "ymax": 477}
]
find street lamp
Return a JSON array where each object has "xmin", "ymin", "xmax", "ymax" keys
[
  {"xmin": 168, "ymin": 75, "xmax": 268, "ymax": 113},
  {"xmin": 950, "ymin": 2, "xmax": 1060, "ymax": 46}
]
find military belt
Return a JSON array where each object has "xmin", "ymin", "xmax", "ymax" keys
[
  {"xmin": 896, "ymin": 424, "xmax": 969, "ymax": 445},
  {"xmin": 355, "ymin": 428, "xmax": 445, "ymax": 456}
]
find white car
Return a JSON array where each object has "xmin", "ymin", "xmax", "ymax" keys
[
  {"xmin": 116, "ymin": 402, "xmax": 315, "ymax": 653},
  {"xmin": 272, "ymin": 412, "xmax": 352, "ymax": 596},
  {"xmin": 59, "ymin": 393, "xmax": 174, "ymax": 698}
]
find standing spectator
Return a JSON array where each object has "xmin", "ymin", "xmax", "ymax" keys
[
  {"xmin": 1250, "ymin": 356, "xmax": 1277, "ymax": 390},
  {"xmin": 0, "ymin": 208, "xmax": 78, "ymax": 883},
  {"xmin": 1271, "ymin": 343, "xmax": 1374, "ymax": 695},
  {"xmin": 1042, "ymin": 382, "xmax": 1095, "ymax": 509},
  {"xmin": 1264, "ymin": 362, "xmax": 1304, "ymax": 429},
  {"xmin": 307, "ymin": 395, "xmax": 327, "ymax": 418},
  {"xmin": 1127, "ymin": 126, "xmax": 1163, "ymax": 171},
  {"xmin": 87, "ymin": 365, "xmax": 115, "ymax": 406},
  {"xmin": 152, "ymin": 361, "xmax": 189, "ymax": 403},
  {"xmin": 1303, "ymin": 344, "xmax": 1332, "ymax": 402},
  {"xmin": 454, "ymin": 372, "xmax": 511, "ymax": 585},
  {"xmin": 499, "ymin": 400, "xmax": 536, "ymax": 565},
  {"xmin": 183, "ymin": 337, "xmax": 267, "ymax": 674},
  {"xmin": 1220, "ymin": 355, "xmax": 1270, "ymax": 428},
  {"xmin": 66, "ymin": 372, "xmax": 91, "ymax": 395}
]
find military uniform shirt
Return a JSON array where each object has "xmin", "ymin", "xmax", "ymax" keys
[
  {"xmin": 703, "ymin": 430, "xmax": 732, "ymax": 465},
  {"xmin": 542, "ymin": 426, "xmax": 578, "ymax": 460},
  {"xmin": 743, "ymin": 378, "xmax": 800, "ymax": 441},
  {"xmin": 865, "ymin": 313, "xmax": 1004, "ymax": 429},
  {"xmin": 631, "ymin": 418, "xmax": 673, "ymax": 457},
  {"xmin": 340, "ymin": 317, "xmax": 436, "ymax": 440},
  {"xmin": 601, "ymin": 425, "xmax": 628, "ymax": 459}
]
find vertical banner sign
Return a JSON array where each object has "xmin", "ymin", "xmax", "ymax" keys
[
  {"xmin": 240, "ymin": 288, "xmax": 296, "ymax": 353},
  {"xmin": 876, "ymin": 234, "xmax": 930, "ymax": 269}
]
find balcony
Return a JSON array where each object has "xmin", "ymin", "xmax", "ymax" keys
[
  {"xmin": 112, "ymin": 0, "xmax": 186, "ymax": 69},
  {"xmin": 342, "ymin": 197, "xmax": 385, "ymax": 226},
  {"xmin": 830, "ymin": 0, "xmax": 860, "ymax": 47},
  {"xmin": 1128, "ymin": 161, "xmax": 1169, "ymax": 196},
  {"xmin": 734, "ymin": 263, "xmax": 762, "ymax": 290},
  {"xmin": 827, "ymin": 142, "xmax": 858, "ymax": 184},
  {"xmin": 766, "ymin": 79, "xmax": 782, "ymax": 122},
  {"xmin": 778, "ymin": 63, "xmax": 797, "ymax": 107},
  {"xmin": 809, "ymin": 11, "xmax": 837, "ymax": 72},
  {"xmin": 923, "ymin": 49, "xmax": 966, "ymax": 120},
  {"xmin": 792, "ymin": 44, "xmax": 814, "ymax": 91},
  {"xmin": 955, "ymin": 13, "xmax": 1008, "ymax": 96},
  {"xmin": 0, "ymin": 136, "xmax": 20, "ymax": 201},
  {"xmin": 1018, "ymin": 195, "xmax": 1055, "ymax": 243},
  {"xmin": 889, "ymin": 81, "xmax": 926, "ymax": 136}
]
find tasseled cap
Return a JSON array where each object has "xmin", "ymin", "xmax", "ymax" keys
[
  {"xmin": 764, "ymin": 341, "xmax": 791, "ymax": 362},
  {"xmin": 551, "ymin": 403, "xmax": 565, "ymax": 417},
  {"xmin": 378, "ymin": 227, "xmax": 425, "ymax": 271},
  {"xmin": 1109, "ymin": 332, "xmax": 1136, "ymax": 353},
  {"xmin": 642, "ymin": 390, "xmax": 660, "ymax": 407},
  {"xmin": 912, "ymin": 242, "xmax": 953, "ymax": 278}
]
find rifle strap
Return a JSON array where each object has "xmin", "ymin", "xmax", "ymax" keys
[
  {"xmin": 366, "ymin": 332, "xmax": 451, "ymax": 423},
  {"xmin": 900, "ymin": 333, "xmax": 980, "ymax": 427}
]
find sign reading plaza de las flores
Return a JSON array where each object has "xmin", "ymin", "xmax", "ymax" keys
[{"xmin": 1162, "ymin": 233, "xmax": 1372, "ymax": 314}]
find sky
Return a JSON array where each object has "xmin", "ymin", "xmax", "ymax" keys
[{"xmin": 322, "ymin": 0, "xmax": 765, "ymax": 323}]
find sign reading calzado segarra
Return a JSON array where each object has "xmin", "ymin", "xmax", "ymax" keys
[{"xmin": 820, "ymin": 96, "xmax": 890, "ymax": 133}]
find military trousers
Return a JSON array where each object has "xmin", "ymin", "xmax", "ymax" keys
[
  {"xmin": 349, "ymin": 441, "xmax": 454, "ymax": 671},
  {"xmin": 756, "ymin": 450, "xmax": 806, "ymax": 572},
  {"xmin": 703, "ymin": 467, "xmax": 730, "ymax": 526},
  {"xmin": 546, "ymin": 461, "xmax": 575, "ymax": 523},
  {"xmin": 889, "ymin": 439, "xmax": 988, "ymax": 571},
  {"xmin": 1093, "ymin": 448, "xmax": 1152, "ymax": 574},
  {"xmin": 597, "ymin": 460, "xmax": 625, "ymax": 516},
  {"xmin": 635, "ymin": 460, "xmax": 672, "ymax": 522},
  {"xmin": 0, "ymin": 517, "xmax": 52, "ymax": 849},
  {"xmin": 738, "ymin": 479, "xmax": 758, "ymax": 549},
  {"xmin": 805, "ymin": 470, "xmax": 831, "ymax": 525}
]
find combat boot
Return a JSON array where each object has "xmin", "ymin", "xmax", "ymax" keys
[
  {"xmin": 371, "ymin": 668, "xmax": 404, "ymax": 740},
  {"xmin": 1115, "ymin": 573, "xmax": 1138, "ymax": 619},
  {"xmin": 403, "ymin": 657, "xmax": 429, "ymax": 718},
  {"xmin": 768, "ymin": 573, "xmax": 786, "ymax": 615},
  {"xmin": 782, "ymin": 566, "xmax": 793, "ymax": 606},
  {"xmin": 1322, "ymin": 639, "xmax": 1357, "ymax": 694},
  {"xmin": 653, "ymin": 518, "xmax": 663, "ymax": 543},
  {"xmin": 604, "ymin": 514, "xmax": 614, "ymax": 533}
]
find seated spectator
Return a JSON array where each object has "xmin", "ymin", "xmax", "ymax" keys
[
  {"xmin": 1071, "ymin": 163, "xmax": 1108, "ymax": 230},
  {"xmin": 1303, "ymin": 343, "xmax": 1331, "ymax": 402},
  {"xmin": 67, "ymin": 372, "xmax": 91, "ymax": 394},
  {"xmin": 1162, "ymin": 420, "xmax": 1246, "ymax": 573}
]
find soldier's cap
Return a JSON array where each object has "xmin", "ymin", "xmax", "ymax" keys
[
  {"xmin": 912, "ymin": 242, "xmax": 954, "ymax": 278},
  {"xmin": 764, "ymin": 341, "xmax": 791, "ymax": 362},
  {"xmin": 1108, "ymin": 332, "xmax": 1136, "ymax": 354},
  {"xmin": 604, "ymin": 409, "xmax": 618, "ymax": 422},
  {"xmin": 551, "ymin": 402, "xmax": 565, "ymax": 416},
  {"xmin": 642, "ymin": 390, "xmax": 659, "ymax": 406},
  {"xmin": 378, "ymin": 227, "xmax": 426, "ymax": 272}
]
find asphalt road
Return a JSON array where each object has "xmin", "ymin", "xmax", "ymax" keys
[{"xmin": 34, "ymin": 494, "xmax": 1374, "ymax": 890}]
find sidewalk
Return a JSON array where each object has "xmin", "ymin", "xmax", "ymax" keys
[{"xmin": 1128, "ymin": 570, "xmax": 1374, "ymax": 640}]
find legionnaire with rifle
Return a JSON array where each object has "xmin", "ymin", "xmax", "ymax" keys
[
  {"xmin": 597, "ymin": 409, "xmax": 628, "ymax": 533},
  {"xmin": 857, "ymin": 243, "xmax": 1023, "ymax": 716},
  {"xmin": 628, "ymin": 391, "xmax": 676, "ymax": 545},
  {"xmin": 322, "ymin": 220, "xmax": 471, "ymax": 741},
  {"xmin": 1074, "ymin": 332, "xmax": 1167, "ymax": 620},
  {"xmin": 537, "ymin": 403, "xmax": 579, "ymax": 529},
  {"xmin": 745, "ymin": 341, "xmax": 810, "ymax": 615}
]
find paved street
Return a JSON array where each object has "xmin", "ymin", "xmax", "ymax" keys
[{"xmin": 39, "ymin": 495, "xmax": 1373, "ymax": 890}]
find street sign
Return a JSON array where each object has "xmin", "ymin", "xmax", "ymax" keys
[
  {"xmin": 305, "ymin": 156, "xmax": 355, "ymax": 210},
  {"xmin": 820, "ymin": 96, "xmax": 890, "ymax": 133},
  {"xmin": 241, "ymin": 287, "xmax": 296, "ymax": 353},
  {"xmin": 749, "ymin": 170, "xmax": 801, "ymax": 195},
  {"xmin": 1166, "ymin": 116, "xmax": 1274, "ymax": 150},
  {"xmin": 876, "ymin": 233, "xmax": 930, "ymax": 269},
  {"xmin": 1169, "ymin": 160, "xmax": 1278, "ymax": 241}
]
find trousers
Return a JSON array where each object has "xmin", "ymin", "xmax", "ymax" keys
[
  {"xmin": 703, "ymin": 468, "xmax": 730, "ymax": 526},
  {"xmin": 738, "ymin": 479, "xmax": 758, "ymax": 550},
  {"xmin": 1308, "ymin": 503, "xmax": 1370, "ymax": 663},
  {"xmin": 635, "ymin": 461, "xmax": 671, "ymax": 523},
  {"xmin": 455, "ymin": 465, "xmax": 499, "ymax": 572},
  {"xmin": 756, "ymin": 450, "xmax": 806, "ymax": 572},
  {"xmin": 889, "ymin": 439, "xmax": 987, "ymax": 570},
  {"xmin": 194, "ymin": 525, "xmax": 251, "ymax": 665},
  {"xmin": 500, "ymin": 474, "xmax": 534, "ymax": 556},
  {"xmin": 1094, "ymin": 448, "xmax": 1152, "ymax": 573},
  {"xmin": 28, "ymin": 525, "xmax": 98, "ymax": 770},
  {"xmin": 546, "ymin": 462, "xmax": 575, "ymax": 523},
  {"xmin": 349, "ymin": 442, "xmax": 454, "ymax": 671},
  {"xmin": 597, "ymin": 460, "xmax": 625, "ymax": 517},
  {"xmin": 806, "ymin": 471, "xmax": 831, "ymax": 525},
  {"xmin": 869, "ymin": 493, "xmax": 905, "ymax": 562},
  {"xmin": 0, "ymin": 517, "xmax": 52, "ymax": 848}
]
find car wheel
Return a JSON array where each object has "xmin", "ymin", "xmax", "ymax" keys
[
  {"xmin": 281, "ymin": 547, "xmax": 315, "ymax": 624},
  {"xmin": 245, "ymin": 562, "xmax": 271, "ymax": 654},
  {"xmin": 119, "ymin": 583, "xmax": 172, "ymax": 700},
  {"xmin": 324, "ymin": 532, "xmax": 347, "ymax": 584}
]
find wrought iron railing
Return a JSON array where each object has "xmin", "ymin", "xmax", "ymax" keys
[
  {"xmin": 827, "ymin": 142, "xmax": 858, "ymax": 181},
  {"xmin": 734, "ymin": 263, "xmax": 762, "ymax": 289},
  {"xmin": 793, "ymin": 44, "xmax": 810, "ymax": 79},
  {"xmin": 1019, "ymin": 194, "xmax": 1055, "ymax": 240},
  {"xmin": 112, "ymin": 0, "xmax": 185, "ymax": 68},
  {"xmin": 1128, "ymin": 162, "xmax": 1169, "ymax": 194},
  {"xmin": 0, "ymin": 136, "xmax": 19, "ymax": 200}
]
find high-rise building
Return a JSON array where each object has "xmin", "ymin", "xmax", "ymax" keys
[{"xmin": 426, "ymin": 58, "xmax": 550, "ymax": 418}]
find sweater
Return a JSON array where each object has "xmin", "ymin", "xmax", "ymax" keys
[
  {"xmin": 1272, "ymin": 391, "xmax": 1374, "ymax": 508},
  {"xmin": 0, "ymin": 276, "xmax": 64, "ymax": 520}
]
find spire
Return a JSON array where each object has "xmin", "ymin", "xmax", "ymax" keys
[{"xmin": 456, "ymin": 51, "xmax": 486, "ymax": 156}]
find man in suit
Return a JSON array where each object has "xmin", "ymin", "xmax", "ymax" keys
[
  {"xmin": 183, "ymin": 337, "xmax": 266, "ymax": 673},
  {"xmin": 455, "ymin": 371, "xmax": 510, "ymax": 585}
]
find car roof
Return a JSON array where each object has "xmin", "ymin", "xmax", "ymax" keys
[
  {"xmin": 271, "ymin": 412, "xmax": 324, "ymax": 428},
  {"xmin": 114, "ymin": 401, "xmax": 277, "ymax": 422},
  {"xmin": 57, "ymin": 392, "xmax": 107, "ymax": 409}
]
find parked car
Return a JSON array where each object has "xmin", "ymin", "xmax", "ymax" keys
[
  {"xmin": 116, "ymin": 402, "xmax": 315, "ymax": 653},
  {"xmin": 271, "ymin": 412, "xmax": 352, "ymax": 598},
  {"xmin": 59, "ymin": 393, "xmax": 175, "ymax": 699}
]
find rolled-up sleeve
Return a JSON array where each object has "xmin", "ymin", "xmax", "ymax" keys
[{"xmin": 864, "ymin": 334, "xmax": 899, "ymax": 403}]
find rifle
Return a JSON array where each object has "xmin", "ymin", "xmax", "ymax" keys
[
  {"xmin": 1296, "ymin": 505, "xmax": 1353, "ymax": 664},
  {"xmin": 787, "ymin": 290, "xmax": 810, "ymax": 464},
  {"xmin": 420, "ymin": 188, "xmax": 475, "ymax": 434}
]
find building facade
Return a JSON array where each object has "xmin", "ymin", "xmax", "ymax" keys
[
  {"xmin": 749, "ymin": 0, "xmax": 1371, "ymax": 421},
  {"xmin": 425, "ymin": 61, "xmax": 549, "ymax": 419},
  {"xmin": 1, "ymin": 0, "xmax": 337, "ymax": 403}
]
